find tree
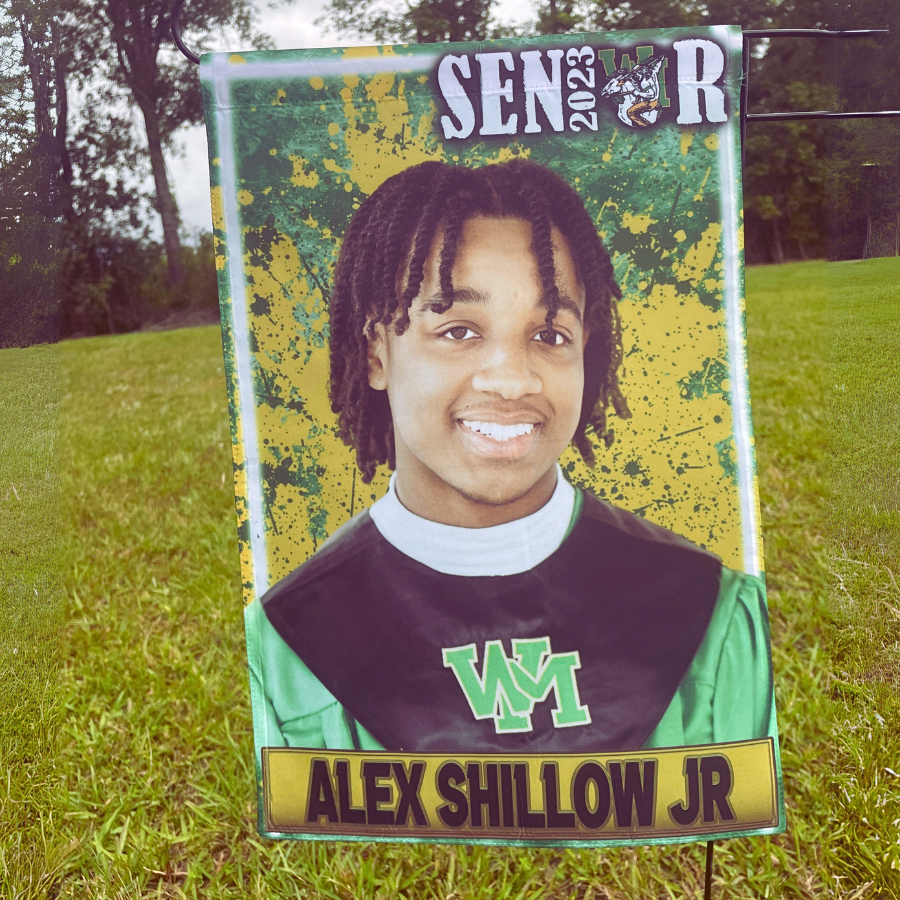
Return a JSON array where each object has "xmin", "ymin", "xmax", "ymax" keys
[
  {"xmin": 741, "ymin": 27, "xmax": 833, "ymax": 262},
  {"xmin": 532, "ymin": 0, "xmax": 782, "ymax": 36},
  {"xmin": 825, "ymin": 0, "xmax": 900, "ymax": 258},
  {"xmin": 0, "ymin": 8, "xmax": 30, "ymax": 176},
  {"xmin": 317, "ymin": 0, "xmax": 498, "ymax": 44},
  {"xmin": 319, "ymin": 0, "xmax": 495, "ymax": 43},
  {"xmin": 100, "ymin": 0, "xmax": 269, "ymax": 290},
  {"xmin": 50, "ymin": 0, "xmax": 110, "ymax": 224},
  {"xmin": 7, "ymin": 0, "xmax": 58, "ymax": 215},
  {"xmin": 0, "ymin": 0, "xmax": 64, "ymax": 346}
]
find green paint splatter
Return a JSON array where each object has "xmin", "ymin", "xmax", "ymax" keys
[
  {"xmin": 715, "ymin": 436, "xmax": 738, "ymax": 485},
  {"xmin": 678, "ymin": 357, "xmax": 730, "ymax": 401}
]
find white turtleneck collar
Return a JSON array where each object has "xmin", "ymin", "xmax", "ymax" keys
[{"xmin": 368, "ymin": 465, "xmax": 577, "ymax": 577}]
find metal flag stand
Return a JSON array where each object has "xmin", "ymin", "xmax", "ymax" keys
[
  {"xmin": 739, "ymin": 28, "xmax": 900, "ymax": 166},
  {"xmin": 171, "ymin": 0, "xmax": 200, "ymax": 64},
  {"xmin": 170, "ymin": 4, "xmax": 896, "ymax": 897}
]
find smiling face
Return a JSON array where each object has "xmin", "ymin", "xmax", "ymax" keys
[{"xmin": 366, "ymin": 216, "xmax": 589, "ymax": 528}]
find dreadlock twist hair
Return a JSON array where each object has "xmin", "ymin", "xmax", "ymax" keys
[{"xmin": 328, "ymin": 158, "xmax": 630, "ymax": 483}]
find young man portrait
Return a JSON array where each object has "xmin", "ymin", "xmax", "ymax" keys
[{"xmin": 245, "ymin": 158, "xmax": 775, "ymax": 755}]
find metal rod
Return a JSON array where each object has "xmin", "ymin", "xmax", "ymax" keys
[
  {"xmin": 704, "ymin": 841, "xmax": 714, "ymax": 900},
  {"xmin": 740, "ymin": 36, "xmax": 750, "ymax": 164},
  {"xmin": 743, "ymin": 28, "xmax": 888, "ymax": 38},
  {"xmin": 171, "ymin": 0, "xmax": 201, "ymax": 65},
  {"xmin": 748, "ymin": 109, "xmax": 900, "ymax": 121},
  {"xmin": 741, "ymin": 29, "xmax": 896, "ymax": 125}
]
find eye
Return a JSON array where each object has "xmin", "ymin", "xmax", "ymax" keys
[
  {"xmin": 533, "ymin": 328, "xmax": 570, "ymax": 347},
  {"xmin": 441, "ymin": 325, "xmax": 479, "ymax": 341}
]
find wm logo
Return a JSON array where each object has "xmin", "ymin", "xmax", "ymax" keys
[{"xmin": 442, "ymin": 638, "xmax": 591, "ymax": 734}]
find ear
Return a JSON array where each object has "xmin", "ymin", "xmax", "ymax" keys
[{"xmin": 366, "ymin": 321, "xmax": 389, "ymax": 391}]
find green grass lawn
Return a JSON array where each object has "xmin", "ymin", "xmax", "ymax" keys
[
  {"xmin": 0, "ymin": 345, "xmax": 65, "ymax": 899},
  {"xmin": 1, "ymin": 258, "xmax": 898, "ymax": 898},
  {"xmin": 825, "ymin": 259, "xmax": 900, "ymax": 890}
]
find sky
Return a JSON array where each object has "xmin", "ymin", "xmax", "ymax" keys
[{"xmin": 170, "ymin": 0, "xmax": 532, "ymax": 237}]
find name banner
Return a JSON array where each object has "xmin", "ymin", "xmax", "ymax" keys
[{"xmin": 263, "ymin": 739, "xmax": 779, "ymax": 843}]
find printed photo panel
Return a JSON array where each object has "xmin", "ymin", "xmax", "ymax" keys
[{"xmin": 200, "ymin": 24, "xmax": 784, "ymax": 846}]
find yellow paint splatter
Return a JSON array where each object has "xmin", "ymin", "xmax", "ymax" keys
[
  {"xmin": 328, "ymin": 122, "xmax": 340, "ymax": 136},
  {"xmin": 229, "ymin": 54, "xmax": 246, "ymax": 65},
  {"xmin": 342, "ymin": 45, "xmax": 396, "ymax": 59},
  {"xmin": 209, "ymin": 186, "xmax": 226, "ymax": 270},
  {"xmin": 337, "ymin": 69, "xmax": 443, "ymax": 196},
  {"xmin": 564, "ymin": 260, "xmax": 742, "ymax": 567},
  {"xmin": 210, "ymin": 186, "xmax": 224, "ymax": 231},
  {"xmin": 366, "ymin": 72, "xmax": 396, "ymax": 102},
  {"xmin": 310, "ymin": 76, "xmax": 324, "ymax": 90},
  {"xmin": 237, "ymin": 190, "xmax": 254, "ymax": 206},
  {"xmin": 693, "ymin": 167, "xmax": 712, "ymax": 202},
  {"xmin": 674, "ymin": 229, "xmax": 687, "ymax": 242},
  {"xmin": 272, "ymin": 88, "xmax": 286, "ymax": 106},
  {"xmin": 606, "ymin": 128, "xmax": 619, "ymax": 155},
  {"xmin": 232, "ymin": 426, "xmax": 246, "ymax": 468},
  {"xmin": 680, "ymin": 129, "xmax": 694, "ymax": 156},
  {"xmin": 418, "ymin": 111, "xmax": 435, "ymax": 139},
  {"xmin": 621, "ymin": 212, "xmax": 655, "ymax": 234},
  {"xmin": 269, "ymin": 148, "xmax": 278, "ymax": 156},
  {"xmin": 704, "ymin": 133, "xmax": 719, "ymax": 151},
  {"xmin": 676, "ymin": 223, "xmax": 723, "ymax": 283},
  {"xmin": 228, "ymin": 413, "xmax": 255, "ymax": 603},
  {"xmin": 289, "ymin": 155, "xmax": 319, "ymax": 188},
  {"xmin": 240, "ymin": 218, "xmax": 391, "ymax": 579},
  {"xmin": 486, "ymin": 144, "xmax": 530, "ymax": 164}
]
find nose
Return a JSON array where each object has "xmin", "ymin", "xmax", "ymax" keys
[{"xmin": 471, "ymin": 342, "xmax": 542, "ymax": 400}]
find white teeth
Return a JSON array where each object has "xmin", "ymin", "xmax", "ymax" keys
[{"xmin": 461, "ymin": 420, "xmax": 535, "ymax": 442}]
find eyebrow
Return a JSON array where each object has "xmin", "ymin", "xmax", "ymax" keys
[{"xmin": 418, "ymin": 287, "xmax": 584, "ymax": 324}]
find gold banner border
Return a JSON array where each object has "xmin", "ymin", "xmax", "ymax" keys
[{"xmin": 259, "ymin": 738, "xmax": 786, "ymax": 847}]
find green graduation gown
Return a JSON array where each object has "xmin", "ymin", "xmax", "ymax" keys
[{"xmin": 244, "ymin": 491, "xmax": 775, "ymax": 753}]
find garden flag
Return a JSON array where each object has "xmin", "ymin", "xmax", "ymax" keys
[{"xmin": 200, "ymin": 24, "xmax": 784, "ymax": 846}]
